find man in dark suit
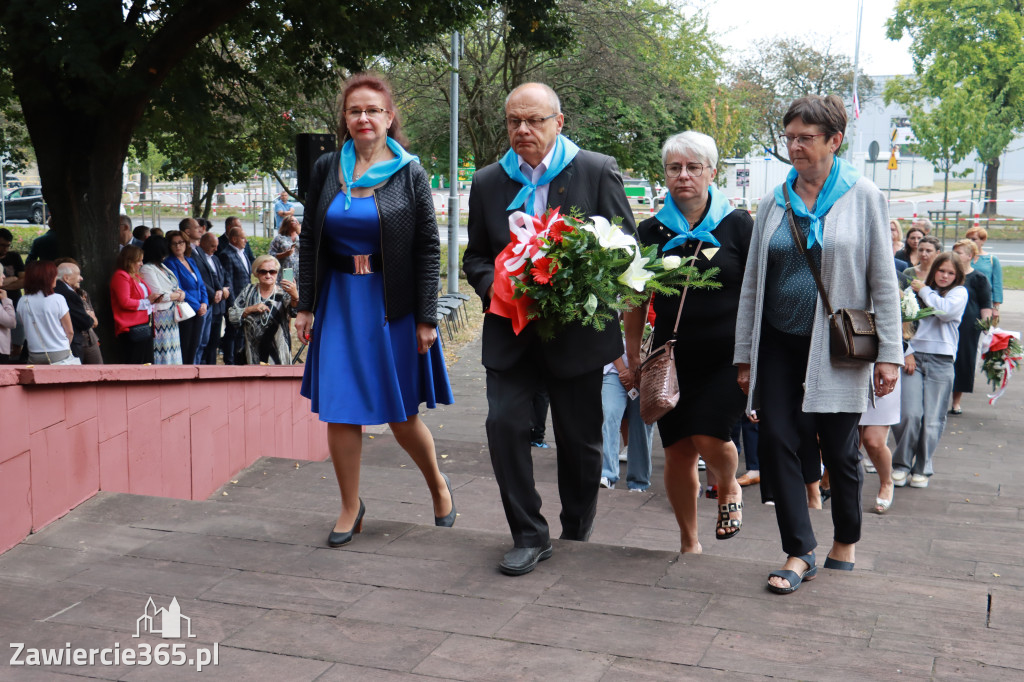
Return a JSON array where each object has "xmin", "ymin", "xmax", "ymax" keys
[
  {"xmin": 463, "ymin": 82, "xmax": 635, "ymax": 576},
  {"xmin": 54, "ymin": 261, "xmax": 97, "ymax": 360},
  {"xmin": 217, "ymin": 215, "xmax": 255, "ymax": 262},
  {"xmin": 194, "ymin": 232, "xmax": 230, "ymax": 364},
  {"xmin": 218, "ymin": 226, "xmax": 252, "ymax": 364}
]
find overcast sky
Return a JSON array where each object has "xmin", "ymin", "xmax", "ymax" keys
[{"xmin": 695, "ymin": 0, "xmax": 914, "ymax": 76}]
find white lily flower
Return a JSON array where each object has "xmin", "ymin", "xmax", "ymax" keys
[
  {"xmin": 580, "ymin": 215, "xmax": 637, "ymax": 252},
  {"xmin": 661, "ymin": 255, "xmax": 682, "ymax": 271},
  {"xmin": 618, "ymin": 248, "xmax": 654, "ymax": 292}
]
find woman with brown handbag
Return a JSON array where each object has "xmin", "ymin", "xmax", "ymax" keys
[
  {"xmin": 734, "ymin": 95, "xmax": 903, "ymax": 594},
  {"xmin": 625, "ymin": 131, "xmax": 753, "ymax": 554}
]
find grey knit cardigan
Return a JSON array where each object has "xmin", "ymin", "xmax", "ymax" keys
[{"xmin": 733, "ymin": 176, "xmax": 903, "ymax": 414}]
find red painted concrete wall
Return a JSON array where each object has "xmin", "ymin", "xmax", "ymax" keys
[{"xmin": 0, "ymin": 365, "xmax": 328, "ymax": 554}]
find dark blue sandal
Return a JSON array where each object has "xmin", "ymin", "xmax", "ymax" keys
[
  {"xmin": 823, "ymin": 556, "xmax": 854, "ymax": 571},
  {"xmin": 767, "ymin": 552, "xmax": 817, "ymax": 594}
]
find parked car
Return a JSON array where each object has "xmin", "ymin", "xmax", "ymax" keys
[{"xmin": 2, "ymin": 185, "xmax": 47, "ymax": 224}]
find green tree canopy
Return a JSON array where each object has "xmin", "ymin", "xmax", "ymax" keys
[
  {"xmin": 386, "ymin": 0, "xmax": 723, "ymax": 184},
  {"xmin": 733, "ymin": 38, "xmax": 871, "ymax": 163},
  {"xmin": 886, "ymin": 0, "xmax": 1024, "ymax": 213}
]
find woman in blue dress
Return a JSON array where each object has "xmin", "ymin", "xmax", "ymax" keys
[{"xmin": 296, "ymin": 73, "xmax": 455, "ymax": 547}]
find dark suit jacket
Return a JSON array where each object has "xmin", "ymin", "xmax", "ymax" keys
[
  {"xmin": 55, "ymin": 280, "xmax": 93, "ymax": 357},
  {"xmin": 218, "ymin": 247, "xmax": 252, "ymax": 306},
  {"xmin": 217, "ymin": 233, "xmax": 255, "ymax": 262},
  {"xmin": 463, "ymin": 149, "xmax": 635, "ymax": 378},
  {"xmin": 194, "ymin": 250, "xmax": 227, "ymax": 315}
]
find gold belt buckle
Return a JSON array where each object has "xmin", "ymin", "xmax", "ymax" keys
[{"xmin": 352, "ymin": 254, "xmax": 373, "ymax": 275}]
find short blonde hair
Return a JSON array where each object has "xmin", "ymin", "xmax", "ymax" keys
[
  {"xmin": 965, "ymin": 226, "xmax": 988, "ymax": 241},
  {"xmin": 251, "ymin": 254, "xmax": 278, "ymax": 274},
  {"xmin": 953, "ymin": 238, "xmax": 978, "ymax": 257}
]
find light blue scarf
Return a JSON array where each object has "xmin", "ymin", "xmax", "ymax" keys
[
  {"xmin": 500, "ymin": 134, "xmax": 579, "ymax": 216},
  {"xmin": 774, "ymin": 156, "xmax": 860, "ymax": 249},
  {"xmin": 339, "ymin": 137, "xmax": 419, "ymax": 210},
  {"xmin": 657, "ymin": 184, "xmax": 731, "ymax": 251}
]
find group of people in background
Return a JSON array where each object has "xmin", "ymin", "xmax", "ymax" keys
[{"xmin": 1, "ymin": 208, "xmax": 305, "ymax": 366}]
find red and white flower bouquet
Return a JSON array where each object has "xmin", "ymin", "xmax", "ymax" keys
[{"xmin": 489, "ymin": 208, "xmax": 718, "ymax": 339}]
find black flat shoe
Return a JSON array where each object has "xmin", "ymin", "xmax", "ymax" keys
[
  {"xmin": 498, "ymin": 545, "xmax": 553, "ymax": 576},
  {"xmin": 435, "ymin": 473, "xmax": 457, "ymax": 527},
  {"xmin": 327, "ymin": 498, "xmax": 365, "ymax": 547}
]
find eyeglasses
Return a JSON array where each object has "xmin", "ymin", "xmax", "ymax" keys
[
  {"xmin": 256, "ymin": 269, "xmax": 279, "ymax": 276},
  {"xmin": 345, "ymin": 107, "xmax": 388, "ymax": 119},
  {"xmin": 778, "ymin": 133, "xmax": 827, "ymax": 147},
  {"xmin": 665, "ymin": 163, "xmax": 705, "ymax": 179},
  {"xmin": 170, "ymin": 241, "xmax": 186, "ymax": 246},
  {"xmin": 506, "ymin": 113, "xmax": 559, "ymax": 130}
]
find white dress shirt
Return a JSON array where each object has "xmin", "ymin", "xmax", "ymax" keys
[{"xmin": 517, "ymin": 144, "xmax": 558, "ymax": 217}]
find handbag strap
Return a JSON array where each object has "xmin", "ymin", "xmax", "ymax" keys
[
  {"xmin": 667, "ymin": 241, "xmax": 703, "ymax": 339},
  {"xmin": 782, "ymin": 184, "xmax": 834, "ymax": 318}
]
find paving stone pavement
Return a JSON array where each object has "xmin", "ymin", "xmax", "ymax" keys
[{"xmin": 1, "ymin": 306, "xmax": 1022, "ymax": 680}]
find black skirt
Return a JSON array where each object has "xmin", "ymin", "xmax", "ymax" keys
[{"xmin": 656, "ymin": 337, "xmax": 747, "ymax": 447}]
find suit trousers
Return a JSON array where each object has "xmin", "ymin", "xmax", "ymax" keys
[
  {"xmin": 757, "ymin": 323, "xmax": 864, "ymax": 557},
  {"xmin": 485, "ymin": 348, "xmax": 604, "ymax": 548},
  {"xmin": 201, "ymin": 313, "xmax": 224, "ymax": 365},
  {"xmin": 178, "ymin": 314, "xmax": 203, "ymax": 366}
]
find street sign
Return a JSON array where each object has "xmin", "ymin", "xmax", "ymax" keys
[
  {"xmin": 868, "ymin": 141, "xmax": 879, "ymax": 162},
  {"xmin": 736, "ymin": 168, "xmax": 749, "ymax": 188},
  {"xmin": 887, "ymin": 152, "xmax": 898, "ymax": 171}
]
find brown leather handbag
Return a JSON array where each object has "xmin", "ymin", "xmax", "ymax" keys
[
  {"xmin": 782, "ymin": 185, "xmax": 878, "ymax": 362},
  {"xmin": 639, "ymin": 243, "xmax": 702, "ymax": 424}
]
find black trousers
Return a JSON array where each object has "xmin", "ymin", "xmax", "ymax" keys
[
  {"xmin": 117, "ymin": 333, "xmax": 153, "ymax": 365},
  {"xmin": 178, "ymin": 314, "xmax": 203, "ymax": 365},
  {"xmin": 757, "ymin": 324, "xmax": 863, "ymax": 558},
  {"xmin": 485, "ymin": 349, "xmax": 603, "ymax": 548},
  {"xmin": 530, "ymin": 388, "xmax": 550, "ymax": 442}
]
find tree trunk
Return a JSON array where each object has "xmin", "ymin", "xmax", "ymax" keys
[
  {"xmin": 216, "ymin": 183, "xmax": 227, "ymax": 205},
  {"xmin": 191, "ymin": 176, "xmax": 204, "ymax": 217},
  {"xmin": 140, "ymin": 172, "xmax": 149, "ymax": 201},
  {"xmin": 984, "ymin": 159, "xmax": 999, "ymax": 216},
  {"xmin": 30, "ymin": 114, "xmax": 131, "ymax": 361}
]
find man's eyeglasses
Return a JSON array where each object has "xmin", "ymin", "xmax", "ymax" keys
[
  {"xmin": 506, "ymin": 113, "xmax": 559, "ymax": 130},
  {"xmin": 665, "ymin": 163, "xmax": 705, "ymax": 179},
  {"xmin": 256, "ymin": 269, "xmax": 279, "ymax": 276},
  {"xmin": 778, "ymin": 133, "xmax": 827, "ymax": 147},
  {"xmin": 345, "ymin": 107, "xmax": 388, "ymax": 119}
]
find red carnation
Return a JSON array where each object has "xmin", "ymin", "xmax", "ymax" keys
[{"xmin": 530, "ymin": 257, "xmax": 558, "ymax": 285}]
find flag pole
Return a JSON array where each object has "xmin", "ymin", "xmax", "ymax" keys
[{"xmin": 848, "ymin": 0, "xmax": 863, "ymax": 162}]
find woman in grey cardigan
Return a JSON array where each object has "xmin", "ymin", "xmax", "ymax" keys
[{"xmin": 734, "ymin": 95, "xmax": 902, "ymax": 594}]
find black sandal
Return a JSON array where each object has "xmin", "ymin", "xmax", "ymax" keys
[{"xmin": 716, "ymin": 500, "xmax": 743, "ymax": 539}]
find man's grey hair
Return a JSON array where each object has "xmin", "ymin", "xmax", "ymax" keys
[
  {"xmin": 57, "ymin": 263, "xmax": 77, "ymax": 279},
  {"xmin": 119, "ymin": 214, "xmax": 131, "ymax": 228},
  {"xmin": 661, "ymin": 131, "xmax": 718, "ymax": 170},
  {"xmin": 505, "ymin": 83, "xmax": 561, "ymax": 114}
]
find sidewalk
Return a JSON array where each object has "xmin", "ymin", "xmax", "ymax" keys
[{"xmin": 1, "ymin": 310, "xmax": 1022, "ymax": 679}]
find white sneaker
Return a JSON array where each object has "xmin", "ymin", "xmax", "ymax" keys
[
  {"xmin": 697, "ymin": 457, "xmax": 706, "ymax": 471},
  {"xmin": 600, "ymin": 477, "xmax": 614, "ymax": 489},
  {"xmin": 892, "ymin": 470, "xmax": 909, "ymax": 487},
  {"xmin": 909, "ymin": 474, "xmax": 929, "ymax": 488},
  {"xmin": 863, "ymin": 461, "xmax": 877, "ymax": 474},
  {"xmin": 618, "ymin": 446, "xmax": 628, "ymax": 463}
]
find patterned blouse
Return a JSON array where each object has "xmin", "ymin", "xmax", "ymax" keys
[{"xmin": 227, "ymin": 283, "xmax": 295, "ymax": 365}]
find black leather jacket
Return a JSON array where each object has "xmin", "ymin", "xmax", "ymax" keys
[{"xmin": 297, "ymin": 150, "xmax": 439, "ymax": 325}]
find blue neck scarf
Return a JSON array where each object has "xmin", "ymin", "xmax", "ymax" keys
[
  {"xmin": 500, "ymin": 134, "xmax": 580, "ymax": 216},
  {"xmin": 774, "ymin": 156, "xmax": 860, "ymax": 249},
  {"xmin": 656, "ymin": 184, "xmax": 731, "ymax": 251},
  {"xmin": 339, "ymin": 137, "xmax": 418, "ymax": 210}
]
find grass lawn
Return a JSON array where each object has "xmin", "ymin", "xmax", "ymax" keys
[{"xmin": 1003, "ymin": 266, "xmax": 1024, "ymax": 290}]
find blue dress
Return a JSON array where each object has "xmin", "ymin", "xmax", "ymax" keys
[{"xmin": 301, "ymin": 194, "xmax": 453, "ymax": 424}]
